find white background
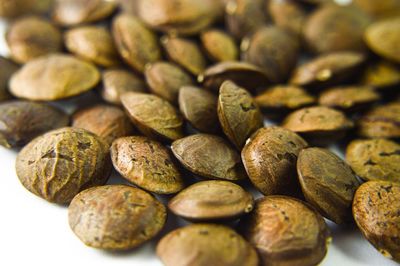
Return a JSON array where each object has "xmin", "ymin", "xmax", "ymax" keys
[{"xmin": 0, "ymin": 3, "xmax": 398, "ymax": 266}]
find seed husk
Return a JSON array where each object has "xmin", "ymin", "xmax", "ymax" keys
[
  {"xmin": 200, "ymin": 29, "xmax": 239, "ymax": 62},
  {"xmin": 359, "ymin": 60, "xmax": 400, "ymax": 90},
  {"xmin": 0, "ymin": 0, "xmax": 52, "ymax": 18},
  {"xmin": 0, "ymin": 56, "xmax": 18, "ymax": 102},
  {"xmin": 267, "ymin": 0, "xmax": 307, "ymax": 36},
  {"xmin": 353, "ymin": 0, "xmax": 400, "ymax": 19}
]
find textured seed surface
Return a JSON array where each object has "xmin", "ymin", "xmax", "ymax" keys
[
  {"xmin": 16, "ymin": 127, "xmax": 111, "ymax": 204},
  {"xmin": 267, "ymin": 0, "xmax": 307, "ymax": 36},
  {"xmin": 171, "ymin": 134, "xmax": 246, "ymax": 181},
  {"xmin": 145, "ymin": 62, "xmax": 193, "ymax": 104},
  {"xmin": 218, "ymin": 80, "xmax": 263, "ymax": 149},
  {"xmin": 10, "ymin": 54, "xmax": 100, "ymax": 101},
  {"xmin": 65, "ymin": 26, "xmax": 120, "ymax": 67},
  {"xmin": 200, "ymin": 29, "xmax": 238, "ymax": 62},
  {"xmin": 297, "ymin": 148, "xmax": 360, "ymax": 224},
  {"xmin": 360, "ymin": 60, "xmax": 400, "ymax": 89},
  {"xmin": 240, "ymin": 196, "xmax": 330, "ymax": 266},
  {"xmin": 0, "ymin": 56, "xmax": 18, "ymax": 102},
  {"xmin": 353, "ymin": 181, "xmax": 400, "ymax": 263},
  {"xmin": 157, "ymin": 224, "xmax": 259, "ymax": 266},
  {"xmin": 0, "ymin": 101, "xmax": 69, "ymax": 148},
  {"xmin": 169, "ymin": 180, "xmax": 254, "ymax": 221},
  {"xmin": 346, "ymin": 139, "xmax": 400, "ymax": 183},
  {"xmin": 178, "ymin": 86, "xmax": 219, "ymax": 133},
  {"xmin": 69, "ymin": 185, "xmax": 166, "ymax": 250},
  {"xmin": 72, "ymin": 105, "xmax": 134, "ymax": 145},
  {"xmin": 101, "ymin": 69, "xmax": 147, "ymax": 105},
  {"xmin": 6, "ymin": 16, "xmax": 62, "ymax": 63},
  {"xmin": 111, "ymin": 136, "xmax": 184, "ymax": 194},
  {"xmin": 121, "ymin": 92, "xmax": 183, "ymax": 142},
  {"xmin": 242, "ymin": 126, "xmax": 308, "ymax": 196},
  {"xmin": 112, "ymin": 14, "xmax": 161, "ymax": 73}
]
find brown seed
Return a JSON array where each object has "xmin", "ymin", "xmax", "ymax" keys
[
  {"xmin": 179, "ymin": 86, "xmax": 219, "ymax": 134},
  {"xmin": 267, "ymin": 0, "xmax": 307, "ymax": 36},
  {"xmin": 10, "ymin": 54, "xmax": 100, "ymax": 101},
  {"xmin": 255, "ymin": 85, "xmax": 316, "ymax": 117},
  {"xmin": 161, "ymin": 36, "xmax": 207, "ymax": 76},
  {"xmin": 136, "ymin": 0, "xmax": 222, "ymax": 35},
  {"xmin": 121, "ymin": 92, "xmax": 184, "ymax": 142},
  {"xmin": 16, "ymin": 127, "xmax": 111, "ymax": 204},
  {"xmin": 0, "ymin": 100, "xmax": 69, "ymax": 148},
  {"xmin": 240, "ymin": 196, "xmax": 330, "ymax": 266},
  {"xmin": 112, "ymin": 14, "xmax": 162, "ymax": 73},
  {"xmin": 52, "ymin": 0, "xmax": 117, "ymax": 26},
  {"xmin": 65, "ymin": 26, "xmax": 120, "ymax": 67},
  {"xmin": 225, "ymin": 0, "xmax": 268, "ymax": 39},
  {"xmin": 358, "ymin": 102, "xmax": 400, "ymax": 139},
  {"xmin": 117, "ymin": 0, "xmax": 139, "ymax": 15},
  {"xmin": 101, "ymin": 69, "xmax": 147, "ymax": 105},
  {"xmin": 353, "ymin": 181, "xmax": 400, "ymax": 263},
  {"xmin": 0, "ymin": 56, "xmax": 18, "ymax": 102},
  {"xmin": 242, "ymin": 126, "xmax": 308, "ymax": 196},
  {"xmin": 111, "ymin": 136, "xmax": 184, "ymax": 194},
  {"xmin": 171, "ymin": 134, "xmax": 247, "ymax": 181},
  {"xmin": 290, "ymin": 52, "xmax": 365, "ymax": 89},
  {"xmin": 304, "ymin": 5, "xmax": 371, "ymax": 54},
  {"xmin": 157, "ymin": 224, "xmax": 259, "ymax": 266},
  {"xmin": 145, "ymin": 62, "xmax": 193, "ymax": 104},
  {"xmin": 297, "ymin": 148, "xmax": 360, "ymax": 224},
  {"xmin": 0, "ymin": 0, "xmax": 51, "ymax": 18},
  {"xmin": 346, "ymin": 139, "xmax": 400, "ymax": 183},
  {"xmin": 242, "ymin": 26, "xmax": 299, "ymax": 83},
  {"xmin": 353, "ymin": 0, "xmax": 400, "ymax": 19},
  {"xmin": 360, "ymin": 60, "xmax": 400, "ymax": 90},
  {"xmin": 69, "ymin": 185, "xmax": 166, "ymax": 250},
  {"xmin": 365, "ymin": 17, "xmax": 400, "ymax": 64},
  {"xmin": 282, "ymin": 106, "xmax": 354, "ymax": 145},
  {"xmin": 218, "ymin": 80, "xmax": 263, "ymax": 149},
  {"xmin": 169, "ymin": 180, "xmax": 254, "ymax": 221},
  {"xmin": 72, "ymin": 105, "xmax": 134, "ymax": 146},
  {"xmin": 200, "ymin": 29, "xmax": 239, "ymax": 62},
  {"xmin": 318, "ymin": 86, "xmax": 380, "ymax": 111},
  {"xmin": 6, "ymin": 16, "xmax": 62, "ymax": 64},
  {"xmin": 200, "ymin": 61, "xmax": 270, "ymax": 93}
]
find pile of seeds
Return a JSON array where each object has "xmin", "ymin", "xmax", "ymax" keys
[{"xmin": 0, "ymin": 0, "xmax": 399, "ymax": 265}]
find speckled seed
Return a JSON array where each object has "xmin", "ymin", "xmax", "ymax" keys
[
  {"xmin": 360, "ymin": 61, "xmax": 400, "ymax": 89},
  {"xmin": 169, "ymin": 180, "xmax": 254, "ymax": 221},
  {"xmin": 353, "ymin": 0, "xmax": 400, "ymax": 19},
  {"xmin": 304, "ymin": 5, "xmax": 371, "ymax": 54},
  {"xmin": 10, "ymin": 54, "xmax": 100, "ymax": 101},
  {"xmin": 145, "ymin": 62, "xmax": 193, "ymax": 104},
  {"xmin": 318, "ymin": 86, "xmax": 380, "ymax": 111},
  {"xmin": 353, "ymin": 181, "xmax": 400, "ymax": 263},
  {"xmin": 282, "ymin": 106, "xmax": 354, "ymax": 146},
  {"xmin": 16, "ymin": 127, "xmax": 111, "ymax": 204},
  {"xmin": 242, "ymin": 126, "xmax": 308, "ymax": 196},
  {"xmin": 121, "ymin": 92, "xmax": 184, "ymax": 142},
  {"xmin": 297, "ymin": 148, "xmax": 360, "ymax": 224},
  {"xmin": 267, "ymin": 0, "xmax": 307, "ymax": 36},
  {"xmin": 112, "ymin": 14, "xmax": 162, "ymax": 73},
  {"xmin": 161, "ymin": 36, "xmax": 207, "ymax": 76},
  {"xmin": 0, "ymin": 56, "xmax": 18, "ymax": 102},
  {"xmin": 178, "ymin": 86, "xmax": 219, "ymax": 134},
  {"xmin": 218, "ymin": 80, "xmax": 263, "ymax": 149},
  {"xmin": 346, "ymin": 139, "xmax": 400, "ymax": 183},
  {"xmin": 65, "ymin": 26, "xmax": 120, "ymax": 67},
  {"xmin": 358, "ymin": 102, "xmax": 400, "ymax": 139},
  {"xmin": 52, "ymin": 0, "xmax": 117, "ymax": 26},
  {"xmin": 171, "ymin": 134, "xmax": 247, "ymax": 181},
  {"xmin": 101, "ymin": 69, "xmax": 147, "ymax": 105},
  {"xmin": 225, "ymin": 0, "xmax": 268, "ymax": 39},
  {"xmin": 111, "ymin": 136, "xmax": 184, "ymax": 194},
  {"xmin": 240, "ymin": 196, "xmax": 330, "ymax": 266},
  {"xmin": 242, "ymin": 26, "xmax": 299, "ymax": 83},
  {"xmin": 290, "ymin": 52, "xmax": 365, "ymax": 89},
  {"xmin": 0, "ymin": 101, "xmax": 69, "ymax": 148},
  {"xmin": 365, "ymin": 18, "xmax": 400, "ymax": 63},
  {"xmin": 136, "ymin": 0, "xmax": 222, "ymax": 35},
  {"xmin": 6, "ymin": 16, "xmax": 62, "ymax": 64},
  {"xmin": 157, "ymin": 224, "xmax": 259, "ymax": 266},
  {"xmin": 72, "ymin": 105, "xmax": 134, "ymax": 146},
  {"xmin": 69, "ymin": 185, "xmax": 166, "ymax": 250},
  {"xmin": 200, "ymin": 61, "xmax": 270, "ymax": 93},
  {"xmin": 0, "ymin": 0, "xmax": 51, "ymax": 18},
  {"xmin": 200, "ymin": 29, "xmax": 238, "ymax": 62}
]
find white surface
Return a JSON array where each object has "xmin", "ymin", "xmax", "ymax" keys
[{"xmin": 0, "ymin": 9, "xmax": 398, "ymax": 266}]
